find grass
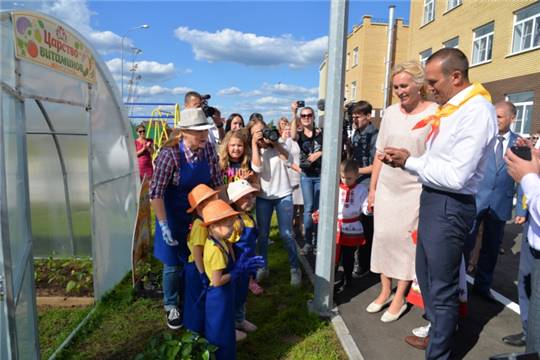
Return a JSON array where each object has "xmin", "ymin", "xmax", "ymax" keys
[{"xmin": 41, "ymin": 218, "xmax": 346, "ymax": 360}]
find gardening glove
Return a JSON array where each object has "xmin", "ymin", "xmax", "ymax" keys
[
  {"xmin": 199, "ymin": 271, "xmax": 210, "ymax": 289},
  {"xmin": 158, "ymin": 220, "xmax": 178, "ymax": 246},
  {"xmin": 229, "ymin": 252, "xmax": 250, "ymax": 282},
  {"xmin": 245, "ymin": 256, "xmax": 266, "ymax": 274}
]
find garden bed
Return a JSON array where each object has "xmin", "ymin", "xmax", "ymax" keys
[{"xmin": 34, "ymin": 257, "xmax": 93, "ymax": 298}]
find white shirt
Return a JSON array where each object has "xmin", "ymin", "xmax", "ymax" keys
[
  {"xmin": 337, "ymin": 183, "xmax": 370, "ymax": 235},
  {"xmin": 251, "ymin": 138, "xmax": 293, "ymax": 199},
  {"xmin": 405, "ymin": 85, "xmax": 497, "ymax": 194},
  {"xmin": 521, "ymin": 173, "xmax": 540, "ymax": 250}
]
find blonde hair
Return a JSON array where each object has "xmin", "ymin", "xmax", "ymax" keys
[
  {"xmin": 278, "ymin": 117, "xmax": 289, "ymax": 132},
  {"xmin": 219, "ymin": 129, "xmax": 251, "ymax": 171},
  {"xmin": 391, "ymin": 60, "xmax": 425, "ymax": 91}
]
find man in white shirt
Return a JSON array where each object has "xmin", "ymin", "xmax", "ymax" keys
[
  {"xmin": 382, "ymin": 48, "xmax": 497, "ymax": 359},
  {"xmin": 506, "ymin": 142, "xmax": 540, "ymax": 354}
]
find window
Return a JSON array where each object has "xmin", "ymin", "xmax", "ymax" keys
[
  {"xmin": 423, "ymin": 0, "xmax": 435, "ymax": 25},
  {"xmin": 419, "ymin": 48, "xmax": 432, "ymax": 65},
  {"xmin": 443, "ymin": 36, "xmax": 459, "ymax": 48},
  {"xmin": 351, "ymin": 81, "xmax": 357, "ymax": 101},
  {"xmin": 353, "ymin": 47, "xmax": 359, "ymax": 66},
  {"xmin": 345, "ymin": 85, "xmax": 349, "ymax": 100},
  {"xmin": 507, "ymin": 91, "xmax": 534, "ymax": 135},
  {"xmin": 472, "ymin": 22, "xmax": 494, "ymax": 65},
  {"xmin": 512, "ymin": 2, "xmax": 540, "ymax": 54},
  {"xmin": 346, "ymin": 53, "xmax": 350, "ymax": 70},
  {"xmin": 447, "ymin": 0, "xmax": 462, "ymax": 11}
]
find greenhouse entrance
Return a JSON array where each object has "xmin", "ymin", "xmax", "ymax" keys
[{"xmin": 1, "ymin": 10, "xmax": 139, "ymax": 359}]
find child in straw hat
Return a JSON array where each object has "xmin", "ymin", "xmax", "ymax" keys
[
  {"xmin": 227, "ymin": 180, "xmax": 260, "ymax": 336},
  {"xmin": 182, "ymin": 184, "xmax": 219, "ymax": 334},
  {"xmin": 202, "ymin": 199, "xmax": 265, "ymax": 360}
]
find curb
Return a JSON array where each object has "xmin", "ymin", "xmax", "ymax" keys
[{"xmin": 296, "ymin": 245, "xmax": 364, "ymax": 360}]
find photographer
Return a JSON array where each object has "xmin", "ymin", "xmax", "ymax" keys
[
  {"xmin": 248, "ymin": 114, "xmax": 302, "ymax": 287},
  {"xmin": 184, "ymin": 91, "xmax": 225, "ymax": 143},
  {"xmin": 291, "ymin": 103, "xmax": 323, "ymax": 255}
]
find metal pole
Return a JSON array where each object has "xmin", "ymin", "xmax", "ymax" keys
[
  {"xmin": 120, "ymin": 35, "xmax": 125, "ymax": 103},
  {"xmin": 310, "ymin": 0, "xmax": 348, "ymax": 316},
  {"xmin": 382, "ymin": 5, "xmax": 396, "ymax": 109}
]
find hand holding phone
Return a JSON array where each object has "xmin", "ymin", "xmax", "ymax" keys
[{"xmin": 510, "ymin": 145, "xmax": 532, "ymax": 161}]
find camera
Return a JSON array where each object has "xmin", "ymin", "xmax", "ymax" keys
[
  {"xmin": 201, "ymin": 94, "xmax": 217, "ymax": 118},
  {"xmin": 262, "ymin": 127, "xmax": 280, "ymax": 142},
  {"xmin": 297, "ymin": 100, "xmax": 305, "ymax": 108}
]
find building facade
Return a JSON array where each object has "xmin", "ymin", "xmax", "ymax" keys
[
  {"xmin": 319, "ymin": 15, "xmax": 410, "ymax": 122},
  {"xmin": 408, "ymin": 0, "xmax": 540, "ymax": 135}
]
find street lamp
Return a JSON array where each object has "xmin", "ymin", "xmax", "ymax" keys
[{"xmin": 120, "ymin": 25, "xmax": 149, "ymax": 102}]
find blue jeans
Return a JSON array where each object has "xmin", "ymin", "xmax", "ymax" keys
[
  {"xmin": 300, "ymin": 175, "xmax": 320, "ymax": 246},
  {"xmin": 255, "ymin": 195, "xmax": 299, "ymax": 269},
  {"xmin": 163, "ymin": 264, "xmax": 183, "ymax": 311}
]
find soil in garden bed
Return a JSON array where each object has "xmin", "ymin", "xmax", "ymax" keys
[{"xmin": 34, "ymin": 257, "xmax": 94, "ymax": 297}]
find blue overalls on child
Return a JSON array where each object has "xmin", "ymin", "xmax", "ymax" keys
[
  {"xmin": 154, "ymin": 141, "xmax": 211, "ymax": 312},
  {"xmin": 234, "ymin": 214, "xmax": 258, "ymax": 322},
  {"xmin": 205, "ymin": 237, "xmax": 236, "ymax": 360}
]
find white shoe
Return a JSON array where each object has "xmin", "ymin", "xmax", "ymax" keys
[
  {"xmin": 366, "ymin": 294, "xmax": 394, "ymax": 313},
  {"xmin": 236, "ymin": 329, "xmax": 247, "ymax": 342},
  {"xmin": 256, "ymin": 267, "xmax": 269, "ymax": 282},
  {"xmin": 412, "ymin": 323, "xmax": 431, "ymax": 338},
  {"xmin": 236, "ymin": 319, "xmax": 257, "ymax": 333},
  {"xmin": 381, "ymin": 303, "xmax": 407, "ymax": 323},
  {"xmin": 290, "ymin": 268, "xmax": 302, "ymax": 286}
]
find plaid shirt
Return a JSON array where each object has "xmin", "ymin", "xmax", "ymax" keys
[{"xmin": 150, "ymin": 140, "xmax": 223, "ymax": 199}]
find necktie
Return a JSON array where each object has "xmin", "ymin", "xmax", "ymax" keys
[{"xmin": 495, "ymin": 135, "xmax": 504, "ymax": 168}]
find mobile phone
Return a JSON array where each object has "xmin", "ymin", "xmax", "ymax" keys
[
  {"xmin": 510, "ymin": 145, "xmax": 532, "ymax": 161},
  {"xmin": 297, "ymin": 100, "xmax": 305, "ymax": 108}
]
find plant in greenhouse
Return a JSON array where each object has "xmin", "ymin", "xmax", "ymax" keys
[
  {"xmin": 135, "ymin": 331, "xmax": 218, "ymax": 360},
  {"xmin": 34, "ymin": 257, "xmax": 93, "ymax": 296}
]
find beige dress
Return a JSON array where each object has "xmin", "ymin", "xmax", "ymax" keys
[{"xmin": 371, "ymin": 102, "xmax": 438, "ymax": 280}]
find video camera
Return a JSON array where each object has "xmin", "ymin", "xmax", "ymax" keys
[
  {"xmin": 201, "ymin": 94, "xmax": 217, "ymax": 118},
  {"xmin": 262, "ymin": 127, "xmax": 280, "ymax": 142}
]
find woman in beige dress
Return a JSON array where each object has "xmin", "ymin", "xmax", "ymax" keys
[{"xmin": 366, "ymin": 61, "xmax": 438, "ymax": 322}]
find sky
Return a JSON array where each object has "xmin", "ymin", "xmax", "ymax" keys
[{"xmin": 3, "ymin": 0, "xmax": 410, "ymax": 123}]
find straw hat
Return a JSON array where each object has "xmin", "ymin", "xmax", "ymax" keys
[
  {"xmin": 179, "ymin": 108, "xmax": 214, "ymax": 130},
  {"xmin": 227, "ymin": 180, "xmax": 258, "ymax": 203},
  {"xmin": 187, "ymin": 184, "xmax": 219, "ymax": 213},
  {"xmin": 201, "ymin": 199, "xmax": 240, "ymax": 226}
]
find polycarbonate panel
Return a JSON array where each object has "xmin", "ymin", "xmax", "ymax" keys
[
  {"xmin": 24, "ymin": 99, "xmax": 49, "ymax": 133},
  {"xmin": 18, "ymin": 60, "xmax": 88, "ymax": 106},
  {"xmin": 58, "ymin": 135, "xmax": 91, "ymax": 256},
  {"xmin": 27, "ymin": 134, "xmax": 71, "ymax": 256},
  {"xmin": 92, "ymin": 175, "xmax": 137, "ymax": 298},
  {"xmin": 90, "ymin": 69, "xmax": 134, "ymax": 185},
  {"xmin": 15, "ymin": 262, "xmax": 39, "ymax": 359},
  {"xmin": 42, "ymin": 101, "xmax": 89, "ymax": 134},
  {"xmin": 0, "ymin": 14, "xmax": 16, "ymax": 88}
]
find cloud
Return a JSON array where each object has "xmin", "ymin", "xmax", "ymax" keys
[
  {"xmin": 40, "ymin": 0, "xmax": 132, "ymax": 54},
  {"xmin": 135, "ymin": 85, "xmax": 191, "ymax": 97},
  {"xmin": 106, "ymin": 58, "xmax": 176, "ymax": 81},
  {"xmin": 174, "ymin": 27, "xmax": 327, "ymax": 67},
  {"xmin": 217, "ymin": 87, "xmax": 242, "ymax": 96}
]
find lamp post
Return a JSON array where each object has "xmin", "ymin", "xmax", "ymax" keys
[{"xmin": 120, "ymin": 25, "xmax": 149, "ymax": 102}]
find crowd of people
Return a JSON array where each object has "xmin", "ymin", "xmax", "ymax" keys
[{"xmin": 133, "ymin": 47, "xmax": 540, "ymax": 360}]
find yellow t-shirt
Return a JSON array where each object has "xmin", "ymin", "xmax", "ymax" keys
[
  {"xmin": 227, "ymin": 213, "xmax": 255, "ymax": 244},
  {"xmin": 187, "ymin": 218, "xmax": 208, "ymax": 263},
  {"xmin": 203, "ymin": 238, "xmax": 230, "ymax": 286}
]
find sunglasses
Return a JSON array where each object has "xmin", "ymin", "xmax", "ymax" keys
[
  {"xmin": 137, "ymin": 130, "xmax": 145, "ymax": 133},
  {"xmin": 300, "ymin": 113, "xmax": 313, "ymax": 119}
]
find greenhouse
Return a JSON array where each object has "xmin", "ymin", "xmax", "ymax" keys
[{"xmin": 0, "ymin": 10, "xmax": 139, "ymax": 358}]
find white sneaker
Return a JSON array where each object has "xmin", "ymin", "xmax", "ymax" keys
[
  {"xmin": 412, "ymin": 323, "xmax": 431, "ymax": 338},
  {"xmin": 166, "ymin": 308, "xmax": 182, "ymax": 330},
  {"xmin": 290, "ymin": 268, "xmax": 302, "ymax": 286},
  {"xmin": 256, "ymin": 267, "xmax": 269, "ymax": 282}
]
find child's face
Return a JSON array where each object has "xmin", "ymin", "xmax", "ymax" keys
[
  {"xmin": 209, "ymin": 216, "xmax": 235, "ymax": 240},
  {"xmin": 235, "ymin": 193, "xmax": 255, "ymax": 211},
  {"xmin": 196, "ymin": 195, "xmax": 218, "ymax": 217},
  {"xmin": 228, "ymin": 137, "xmax": 245, "ymax": 162},
  {"xmin": 340, "ymin": 170, "xmax": 358, "ymax": 187}
]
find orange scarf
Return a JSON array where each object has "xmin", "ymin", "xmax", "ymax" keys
[{"xmin": 412, "ymin": 83, "xmax": 492, "ymax": 142}]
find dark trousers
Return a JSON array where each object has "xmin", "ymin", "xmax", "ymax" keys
[
  {"xmin": 527, "ymin": 252, "xmax": 540, "ymax": 353},
  {"xmin": 519, "ymin": 223, "xmax": 533, "ymax": 335},
  {"xmin": 337, "ymin": 245, "xmax": 356, "ymax": 283},
  {"xmin": 464, "ymin": 208, "xmax": 506, "ymax": 294},
  {"xmin": 416, "ymin": 187, "xmax": 475, "ymax": 360},
  {"xmin": 355, "ymin": 216, "xmax": 373, "ymax": 271}
]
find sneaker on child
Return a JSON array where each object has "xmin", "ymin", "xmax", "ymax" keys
[
  {"xmin": 290, "ymin": 268, "xmax": 302, "ymax": 286},
  {"xmin": 166, "ymin": 308, "xmax": 182, "ymax": 330}
]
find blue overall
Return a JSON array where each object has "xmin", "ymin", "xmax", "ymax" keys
[
  {"xmin": 234, "ymin": 214, "xmax": 258, "ymax": 311},
  {"xmin": 154, "ymin": 141, "xmax": 211, "ymax": 310},
  {"xmin": 205, "ymin": 238, "xmax": 236, "ymax": 360},
  {"xmin": 183, "ymin": 220, "xmax": 206, "ymax": 334}
]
